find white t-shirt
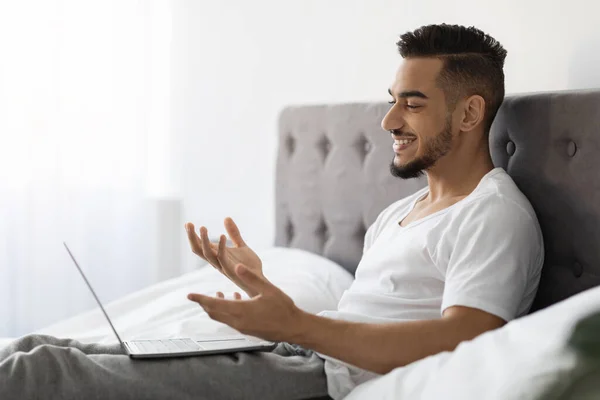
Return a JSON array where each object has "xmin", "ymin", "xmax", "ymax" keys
[{"xmin": 318, "ymin": 167, "xmax": 544, "ymax": 399}]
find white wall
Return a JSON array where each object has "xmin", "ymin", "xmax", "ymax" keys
[{"xmin": 170, "ymin": 0, "xmax": 600, "ymax": 271}]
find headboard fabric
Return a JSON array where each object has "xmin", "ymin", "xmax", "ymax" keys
[{"xmin": 275, "ymin": 89, "xmax": 600, "ymax": 312}]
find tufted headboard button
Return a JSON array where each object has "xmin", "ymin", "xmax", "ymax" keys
[
  {"xmin": 317, "ymin": 219, "xmax": 330, "ymax": 241},
  {"xmin": 354, "ymin": 135, "xmax": 371, "ymax": 165},
  {"xmin": 317, "ymin": 135, "xmax": 332, "ymax": 164},
  {"xmin": 567, "ymin": 140, "xmax": 577, "ymax": 157},
  {"xmin": 321, "ymin": 135, "xmax": 331, "ymax": 153},
  {"xmin": 573, "ymin": 261, "xmax": 583, "ymax": 278},
  {"xmin": 506, "ymin": 140, "xmax": 516, "ymax": 156},
  {"xmin": 285, "ymin": 219, "xmax": 295, "ymax": 245},
  {"xmin": 285, "ymin": 135, "xmax": 295, "ymax": 156}
]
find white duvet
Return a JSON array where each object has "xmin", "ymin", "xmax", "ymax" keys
[{"xmin": 0, "ymin": 248, "xmax": 354, "ymax": 347}]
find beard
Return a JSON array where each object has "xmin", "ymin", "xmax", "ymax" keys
[{"xmin": 389, "ymin": 116, "xmax": 453, "ymax": 180}]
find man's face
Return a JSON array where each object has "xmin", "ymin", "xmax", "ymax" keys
[{"xmin": 382, "ymin": 57, "xmax": 456, "ymax": 179}]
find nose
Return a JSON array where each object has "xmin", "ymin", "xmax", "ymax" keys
[{"xmin": 381, "ymin": 105, "xmax": 404, "ymax": 133}]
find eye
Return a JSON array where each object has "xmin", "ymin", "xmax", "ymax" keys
[{"xmin": 388, "ymin": 100, "xmax": 396, "ymax": 105}]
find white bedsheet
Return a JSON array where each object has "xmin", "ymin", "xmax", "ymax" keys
[{"xmin": 0, "ymin": 248, "xmax": 353, "ymax": 348}]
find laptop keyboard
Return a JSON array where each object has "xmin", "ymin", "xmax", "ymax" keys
[{"xmin": 128, "ymin": 339, "xmax": 201, "ymax": 354}]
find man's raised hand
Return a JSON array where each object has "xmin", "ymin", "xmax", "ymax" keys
[{"xmin": 185, "ymin": 217, "xmax": 264, "ymax": 297}]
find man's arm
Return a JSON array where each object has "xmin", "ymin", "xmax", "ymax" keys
[
  {"xmin": 188, "ymin": 264, "xmax": 505, "ymax": 374},
  {"xmin": 290, "ymin": 305, "xmax": 505, "ymax": 374}
]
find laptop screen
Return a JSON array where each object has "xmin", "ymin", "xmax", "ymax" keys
[{"xmin": 63, "ymin": 242, "xmax": 125, "ymax": 346}]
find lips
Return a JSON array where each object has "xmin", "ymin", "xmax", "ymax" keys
[{"xmin": 393, "ymin": 138, "xmax": 416, "ymax": 152}]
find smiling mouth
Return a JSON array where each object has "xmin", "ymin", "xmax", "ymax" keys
[{"xmin": 393, "ymin": 138, "xmax": 416, "ymax": 152}]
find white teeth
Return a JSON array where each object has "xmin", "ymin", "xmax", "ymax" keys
[{"xmin": 396, "ymin": 139, "xmax": 415, "ymax": 145}]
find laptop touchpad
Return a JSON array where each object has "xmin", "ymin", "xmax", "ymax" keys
[{"xmin": 196, "ymin": 339, "xmax": 251, "ymax": 350}]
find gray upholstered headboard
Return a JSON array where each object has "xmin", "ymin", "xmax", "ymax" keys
[{"xmin": 275, "ymin": 89, "xmax": 600, "ymax": 312}]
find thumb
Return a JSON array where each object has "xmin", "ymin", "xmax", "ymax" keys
[
  {"xmin": 235, "ymin": 264, "xmax": 267, "ymax": 293},
  {"xmin": 224, "ymin": 217, "xmax": 247, "ymax": 247}
]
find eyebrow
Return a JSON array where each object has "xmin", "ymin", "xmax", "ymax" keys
[{"xmin": 388, "ymin": 88, "xmax": 429, "ymax": 99}]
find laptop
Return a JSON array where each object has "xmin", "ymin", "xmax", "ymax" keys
[{"xmin": 63, "ymin": 242, "xmax": 277, "ymax": 359}]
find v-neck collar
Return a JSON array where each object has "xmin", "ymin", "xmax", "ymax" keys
[{"xmin": 397, "ymin": 167, "xmax": 503, "ymax": 229}]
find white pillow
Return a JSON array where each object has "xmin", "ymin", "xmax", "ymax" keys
[
  {"xmin": 29, "ymin": 247, "xmax": 354, "ymax": 344},
  {"xmin": 346, "ymin": 286, "xmax": 600, "ymax": 400},
  {"xmin": 260, "ymin": 247, "xmax": 355, "ymax": 314}
]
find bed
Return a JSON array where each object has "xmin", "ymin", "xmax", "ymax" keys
[{"xmin": 3, "ymin": 89, "xmax": 600, "ymax": 399}]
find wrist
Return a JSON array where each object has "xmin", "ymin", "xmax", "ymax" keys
[
  {"xmin": 245, "ymin": 271, "xmax": 267, "ymax": 298},
  {"xmin": 287, "ymin": 308, "xmax": 317, "ymax": 345}
]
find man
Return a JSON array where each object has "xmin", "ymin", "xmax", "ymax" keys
[{"xmin": 0, "ymin": 24, "xmax": 543, "ymax": 400}]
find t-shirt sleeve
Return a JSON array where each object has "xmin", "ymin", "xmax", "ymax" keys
[
  {"xmin": 440, "ymin": 196, "xmax": 543, "ymax": 322},
  {"xmin": 362, "ymin": 202, "xmax": 392, "ymax": 255}
]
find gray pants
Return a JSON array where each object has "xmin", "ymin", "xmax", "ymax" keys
[{"xmin": 0, "ymin": 334, "xmax": 330, "ymax": 400}]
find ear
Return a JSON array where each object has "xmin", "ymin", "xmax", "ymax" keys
[{"xmin": 460, "ymin": 95, "xmax": 485, "ymax": 132}]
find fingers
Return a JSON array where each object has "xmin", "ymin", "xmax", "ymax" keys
[
  {"xmin": 224, "ymin": 217, "xmax": 247, "ymax": 247},
  {"xmin": 200, "ymin": 226, "xmax": 221, "ymax": 269},
  {"xmin": 187, "ymin": 293, "xmax": 246, "ymax": 316},
  {"xmin": 187, "ymin": 295, "xmax": 234, "ymax": 326},
  {"xmin": 215, "ymin": 291, "xmax": 241, "ymax": 300},
  {"xmin": 185, "ymin": 223, "xmax": 205, "ymax": 259},
  {"xmin": 217, "ymin": 234, "xmax": 238, "ymax": 273},
  {"xmin": 185, "ymin": 223, "xmax": 219, "ymax": 258},
  {"xmin": 217, "ymin": 234, "xmax": 227, "ymax": 261}
]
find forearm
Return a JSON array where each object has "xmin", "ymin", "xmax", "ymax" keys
[{"xmin": 290, "ymin": 310, "xmax": 495, "ymax": 374}]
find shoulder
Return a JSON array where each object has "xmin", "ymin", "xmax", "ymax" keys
[
  {"xmin": 435, "ymin": 168, "xmax": 544, "ymax": 263},
  {"xmin": 453, "ymin": 168, "xmax": 540, "ymax": 227}
]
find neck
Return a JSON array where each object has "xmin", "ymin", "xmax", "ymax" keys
[{"xmin": 424, "ymin": 144, "xmax": 495, "ymax": 202}]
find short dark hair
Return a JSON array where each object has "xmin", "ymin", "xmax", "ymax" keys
[{"xmin": 397, "ymin": 24, "xmax": 507, "ymax": 134}]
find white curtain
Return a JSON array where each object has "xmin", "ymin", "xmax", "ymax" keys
[{"xmin": 0, "ymin": 1, "xmax": 178, "ymax": 337}]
